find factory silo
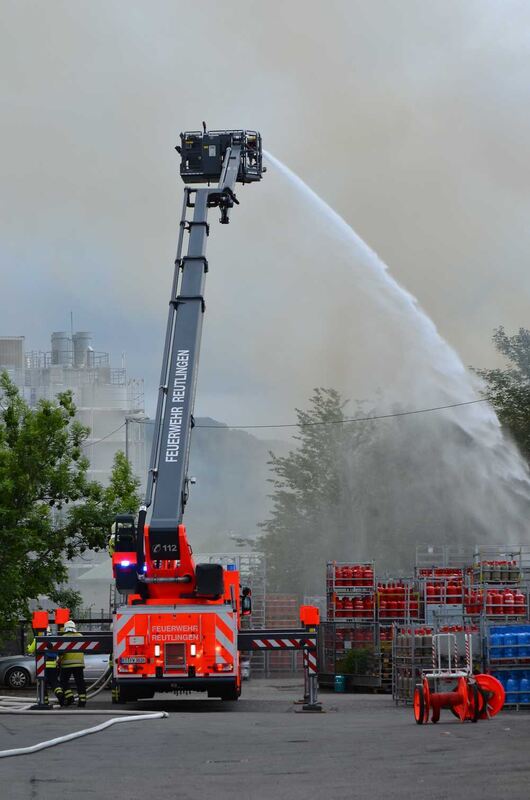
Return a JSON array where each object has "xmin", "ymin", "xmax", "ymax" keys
[
  {"xmin": 73, "ymin": 331, "xmax": 93, "ymax": 368},
  {"xmin": 51, "ymin": 332, "xmax": 73, "ymax": 366}
]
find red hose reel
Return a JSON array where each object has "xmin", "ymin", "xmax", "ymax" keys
[
  {"xmin": 413, "ymin": 632, "xmax": 505, "ymax": 724},
  {"xmin": 414, "ymin": 673, "xmax": 505, "ymax": 724}
]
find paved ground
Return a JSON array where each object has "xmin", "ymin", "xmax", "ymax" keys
[{"xmin": 1, "ymin": 679, "xmax": 530, "ymax": 800}]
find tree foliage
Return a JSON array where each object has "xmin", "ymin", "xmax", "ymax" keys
[
  {"xmin": 257, "ymin": 388, "xmax": 374, "ymax": 597},
  {"xmin": 475, "ymin": 327, "xmax": 530, "ymax": 461},
  {"xmin": 0, "ymin": 372, "xmax": 141, "ymax": 637}
]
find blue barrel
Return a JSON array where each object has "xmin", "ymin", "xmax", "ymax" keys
[
  {"xmin": 519, "ymin": 632, "xmax": 530, "ymax": 658},
  {"xmin": 334, "ymin": 674, "xmax": 346, "ymax": 693},
  {"xmin": 506, "ymin": 673, "xmax": 518, "ymax": 704},
  {"xmin": 504, "ymin": 632, "xmax": 516, "ymax": 659},
  {"xmin": 520, "ymin": 673, "xmax": 530, "ymax": 704},
  {"xmin": 490, "ymin": 632, "xmax": 502, "ymax": 659}
]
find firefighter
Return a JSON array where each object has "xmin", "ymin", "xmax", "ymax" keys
[
  {"xmin": 27, "ymin": 626, "xmax": 64, "ymax": 706},
  {"xmin": 107, "ymin": 522, "xmax": 116, "ymax": 557},
  {"xmin": 59, "ymin": 620, "xmax": 87, "ymax": 708}
]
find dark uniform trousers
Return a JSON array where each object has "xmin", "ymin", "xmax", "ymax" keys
[{"xmin": 60, "ymin": 667, "xmax": 87, "ymax": 707}]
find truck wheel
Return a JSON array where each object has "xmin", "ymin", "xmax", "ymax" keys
[
  {"xmin": 111, "ymin": 682, "xmax": 131, "ymax": 704},
  {"xmin": 220, "ymin": 681, "xmax": 241, "ymax": 701}
]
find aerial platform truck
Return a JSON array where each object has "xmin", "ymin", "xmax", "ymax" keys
[
  {"xmin": 109, "ymin": 128, "xmax": 263, "ymax": 702},
  {"xmin": 27, "ymin": 129, "xmax": 318, "ymax": 709}
]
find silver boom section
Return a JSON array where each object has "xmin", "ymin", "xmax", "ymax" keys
[{"xmin": 144, "ymin": 145, "xmax": 244, "ymax": 556}]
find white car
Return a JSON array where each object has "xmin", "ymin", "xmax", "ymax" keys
[{"xmin": 0, "ymin": 653, "xmax": 110, "ymax": 689}]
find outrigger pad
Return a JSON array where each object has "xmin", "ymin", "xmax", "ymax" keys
[{"xmin": 195, "ymin": 563, "xmax": 224, "ymax": 597}]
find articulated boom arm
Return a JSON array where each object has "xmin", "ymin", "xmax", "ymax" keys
[{"xmin": 134, "ymin": 129, "xmax": 264, "ymax": 577}]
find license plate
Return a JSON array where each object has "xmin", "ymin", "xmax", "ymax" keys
[{"xmin": 120, "ymin": 656, "xmax": 147, "ymax": 664}]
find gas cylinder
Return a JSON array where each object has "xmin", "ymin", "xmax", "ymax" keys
[
  {"xmin": 520, "ymin": 630, "xmax": 530, "ymax": 658},
  {"xmin": 513, "ymin": 591, "xmax": 525, "ymax": 616},
  {"xmin": 506, "ymin": 673, "xmax": 518, "ymax": 704},
  {"xmin": 335, "ymin": 596, "xmax": 344, "ymax": 617},
  {"xmin": 504, "ymin": 631, "xmax": 516, "ymax": 659},
  {"xmin": 426, "ymin": 583, "xmax": 435, "ymax": 604},
  {"xmin": 490, "ymin": 590, "xmax": 503, "ymax": 616},
  {"xmin": 352, "ymin": 566, "xmax": 361, "ymax": 586},
  {"xmin": 335, "ymin": 565, "xmax": 343, "ymax": 586},
  {"xmin": 490, "ymin": 631, "xmax": 502, "ymax": 659},
  {"xmin": 446, "ymin": 581, "xmax": 458, "ymax": 602},
  {"xmin": 491, "ymin": 562, "xmax": 501, "ymax": 582},
  {"xmin": 396, "ymin": 595, "xmax": 405, "ymax": 617},
  {"xmin": 364, "ymin": 565, "xmax": 374, "ymax": 587},
  {"xmin": 353, "ymin": 597, "xmax": 363, "ymax": 618},
  {"xmin": 520, "ymin": 673, "xmax": 530, "ymax": 704},
  {"xmin": 503, "ymin": 589, "xmax": 515, "ymax": 616}
]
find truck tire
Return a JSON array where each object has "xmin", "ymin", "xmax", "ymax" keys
[
  {"xmin": 111, "ymin": 682, "xmax": 137, "ymax": 704},
  {"xmin": 220, "ymin": 681, "xmax": 241, "ymax": 702}
]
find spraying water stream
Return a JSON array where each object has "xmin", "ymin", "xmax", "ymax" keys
[{"xmin": 261, "ymin": 150, "xmax": 530, "ymax": 559}]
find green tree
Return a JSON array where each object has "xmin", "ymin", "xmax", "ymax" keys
[
  {"xmin": 475, "ymin": 327, "xmax": 530, "ymax": 461},
  {"xmin": 0, "ymin": 372, "xmax": 141, "ymax": 638},
  {"xmin": 257, "ymin": 388, "xmax": 373, "ymax": 597}
]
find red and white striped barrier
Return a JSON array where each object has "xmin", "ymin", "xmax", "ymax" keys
[{"xmin": 250, "ymin": 637, "xmax": 317, "ymax": 650}]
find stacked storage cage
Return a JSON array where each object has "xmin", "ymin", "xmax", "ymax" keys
[
  {"xmin": 323, "ymin": 562, "xmax": 381, "ymax": 690},
  {"xmin": 327, "ymin": 562, "xmax": 376, "ymax": 622},
  {"xmin": 466, "ymin": 548, "xmax": 529, "ymax": 622},
  {"xmin": 377, "ymin": 580, "xmax": 420, "ymax": 621},
  {"xmin": 392, "ymin": 624, "xmax": 481, "ymax": 704},
  {"xmin": 416, "ymin": 566, "xmax": 467, "ymax": 623},
  {"xmin": 392, "ymin": 625, "xmax": 434, "ymax": 704},
  {"xmin": 319, "ymin": 620, "xmax": 387, "ymax": 690},
  {"xmin": 485, "ymin": 622, "xmax": 530, "ymax": 708},
  {"xmin": 379, "ymin": 625, "xmax": 394, "ymax": 692},
  {"xmin": 264, "ymin": 594, "xmax": 302, "ymax": 675}
]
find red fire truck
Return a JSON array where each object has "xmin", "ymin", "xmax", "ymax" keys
[{"xmin": 110, "ymin": 129, "xmax": 262, "ymax": 702}]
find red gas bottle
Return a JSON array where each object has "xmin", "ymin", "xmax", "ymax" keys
[
  {"xmin": 343, "ymin": 597, "xmax": 353, "ymax": 617},
  {"xmin": 426, "ymin": 582, "xmax": 435, "ymax": 604},
  {"xmin": 335, "ymin": 596, "xmax": 344, "ymax": 617},
  {"xmin": 490, "ymin": 590, "xmax": 503, "ymax": 616},
  {"xmin": 503, "ymin": 589, "xmax": 515, "ymax": 616},
  {"xmin": 353, "ymin": 597, "xmax": 364, "ymax": 618},
  {"xmin": 514, "ymin": 590, "xmax": 526, "ymax": 616}
]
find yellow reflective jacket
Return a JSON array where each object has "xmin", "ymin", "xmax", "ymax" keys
[
  {"xmin": 59, "ymin": 631, "xmax": 85, "ymax": 668},
  {"xmin": 28, "ymin": 636, "xmax": 58, "ymax": 668}
]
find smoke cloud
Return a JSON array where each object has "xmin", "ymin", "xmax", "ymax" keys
[{"xmin": 2, "ymin": 1, "xmax": 530, "ymax": 570}]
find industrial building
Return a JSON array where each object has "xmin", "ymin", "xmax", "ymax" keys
[
  {"xmin": 0, "ymin": 331, "xmax": 147, "ymax": 609},
  {"xmin": 0, "ymin": 331, "xmax": 146, "ymax": 487}
]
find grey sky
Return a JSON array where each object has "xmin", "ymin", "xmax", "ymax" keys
[{"xmin": 2, "ymin": 0, "xmax": 530, "ymax": 428}]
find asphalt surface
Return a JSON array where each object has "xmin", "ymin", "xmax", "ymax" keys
[{"xmin": 1, "ymin": 679, "xmax": 530, "ymax": 800}]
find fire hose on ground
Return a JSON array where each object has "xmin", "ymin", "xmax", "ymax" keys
[{"xmin": 0, "ymin": 667, "xmax": 168, "ymax": 758}]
